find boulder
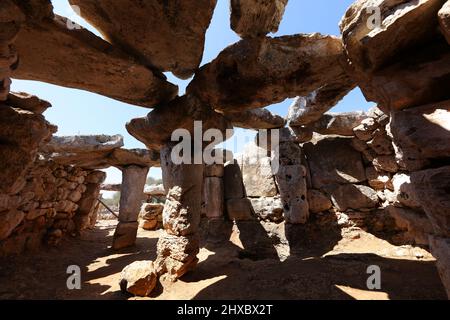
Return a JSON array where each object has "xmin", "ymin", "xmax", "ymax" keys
[
  {"xmin": 391, "ymin": 173, "xmax": 421, "ymax": 209},
  {"xmin": 139, "ymin": 203, "xmax": 163, "ymax": 231},
  {"xmin": 323, "ymin": 184, "xmax": 379, "ymax": 212},
  {"xmin": 390, "ymin": 100, "xmax": 450, "ymax": 170},
  {"xmin": 367, "ymin": 128, "xmax": 393, "ymax": 155},
  {"xmin": 13, "ymin": 9, "xmax": 177, "ymax": 107},
  {"xmin": 69, "ymin": 0, "xmax": 217, "ymax": 79},
  {"xmin": 275, "ymin": 165, "xmax": 309, "ymax": 224},
  {"xmin": 372, "ymin": 155, "xmax": 399, "ymax": 173},
  {"xmin": 410, "ymin": 166, "xmax": 450, "ymax": 237},
  {"xmin": 224, "ymin": 108, "xmax": 286, "ymax": 129},
  {"xmin": 307, "ymin": 112, "xmax": 367, "ymax": 136},
  {"xmin": 439, "ymin": 1, "xmax": 450, "ymax": 44},
  {"xmin": 187, "ymin": 34, "xmax": 351, "ymax": 112},
  {"xmin": 287, "ymin": 80, "xmax": 356, "ymax": 126},
  {"xmin": 239, "ymin": 142, "xmax": 277, "ymax": 197},
  {"xmin": 112, "ymin": 221, "xmax": 139, "ymax": 250},
  {"xmin": 119, "ymin": 261, "xmax": 157, "ymax": 297},
  {"xmin": 429, "ymin": 236, "xmax": 450, "ymax": 299},
  {"xmin": 365, "ymin": 167, "xmax": 392, "ymax": 191},
  {"xmin": 155, "ymin": 232, "xmax": 199, "ymax": 281},
  {"xmin": 0, "ymin": 106, "xmax": 55, "ymax": 194},
  {"xmin": 6, "ymin": 92, "xmax": 51, "ymax": 114},
  {"xmin": 307, "ymin": 189, "xmax": 332, "ymax": 214},
  {"xmin": 226, "ymin": 198, "xmax": 254, "ymax": 221},
  {"xmin": 249, "ymin": 197, "xmax": 284, "ymax": 222},
  {"xmin": 303, "ymin": 136, "xmax": 366, "ymax": 189},
  {"xmin": 353, "ymin": 118, "xmax": 378, "ymax": 141},
  {"xmin": 230, "ymin": 0, "xmax": 288, "ymax": 38},
  {"xmin": 127, "ymin": 95, "xmax": 231, "ymax": 150}
]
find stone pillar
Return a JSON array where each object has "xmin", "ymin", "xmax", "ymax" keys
[
  {"xmin": 203, "ymin": 164, "xmax": 224, "ymax": 219},
  {"xmin": 155, "ymin": 143, "xmax": 203, "ymax": 281},
  {"xmin": 112, "ymin": 165, "xmax": 149, "ymax": 250}
]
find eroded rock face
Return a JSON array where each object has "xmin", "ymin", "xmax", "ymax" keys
[
  {"xmin": 439, "ymin": 1, "xmax": 450, "ymax": 44},
  {"xmin": 389, "ymin": 100, "xmax": 450, "ymax": 170},
  {"xmin": 307, "ymin": 112, "xmax": 367, "ymax": 136},
  {"xmin": 275, "ymin": 165, "xmax": 309, "ymax": 224},
  {"xmin": 323, "ymin": 184, "xmax": 379, "ymax": 212},
  {"xmin": 224, "ymin": 108, "xmax": 286, "ymax": 129},
  {"xmin": 12, "ymin": 3, "xmax": 177, "ymax": 107},
  {"xmin": 287, "ymin": 81, "xmax": 356, "ymax": 126},
  {"xmin": 307, "ymin": 190, "xmax": 333, "ymax": 214},
  {"xmin": 69, "ymin": 0, "xmax": 217, "ymax": 79},
  {"xmin": 0, "ymin": 106, "xmax": 56, "ymax": 194},
  {"xmin": 340, "ymin": 0, "xmax": 450, "ymax": 111},
  {"xmin": 410, "ymin": 166, "xmax": 450, "ymax": 237},
  {"xmin": 230, "ymin": 0, "xmax": 288, "ymax": 38},
  {"xmin": 6, "ymin": 92, "xmax": 51, "ymax": 114},
  {"xmin": 139, "ymin": 203, "xmax": 163, "ymax": 231},
  {"xmin": 303, "ymin": 136, "xmax": 366, "ymax": 189},
  {"xmin": 429, "ymin": 236, "xmax": 450, "ymax": 298},
  {"xmin": 119, "ymin": 260, "xmax": 157, "ymax": 297},
  {"xmin": 250, "ymin": 197, "xmax": 284, "ymax": 222},
  {"xmin": 187, "ymin": 34, "xmax": 350, "ymax": 112},
  {"xmin": 127, "ymin": 95, "xmax": 231, "ymax": 150},
  {"xmin": 155, "ymin": 232, "xmax": 199, "ymax": 281}
]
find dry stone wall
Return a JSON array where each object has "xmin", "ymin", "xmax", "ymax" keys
[{"xmin": 0, "ymin": 158, "xmax": 105, "ymax": 257}]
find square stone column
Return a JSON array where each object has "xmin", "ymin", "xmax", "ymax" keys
[{"xmin": 112, "ymin": 165, "xmax": 149, "ymax": 250}]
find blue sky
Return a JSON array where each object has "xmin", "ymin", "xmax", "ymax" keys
[{"xmin": 12, "ymin": 0, "xmax": 373, "ymax": 184}]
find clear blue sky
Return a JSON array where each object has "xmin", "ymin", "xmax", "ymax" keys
[{"xmin": 12, "ymin": 0, "xmax": 373, "ymax": 184}]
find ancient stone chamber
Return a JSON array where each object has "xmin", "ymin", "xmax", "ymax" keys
[{"xmin": 0, "ymin": 0, "xmax": 449, "ymax": 300}]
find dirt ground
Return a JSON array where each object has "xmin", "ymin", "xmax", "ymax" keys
[{"xmin": 0, "ymin": 219, "xmax": 446, "ymax": 300}]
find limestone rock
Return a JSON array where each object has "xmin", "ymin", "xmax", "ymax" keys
[
  {"xmin": 307, "ymin": 112, "xmax": 367, "ymax": 136},
  {"xmin": 275, "ymin": 165, "xmax": 309, "ymax": 224},
  {"xmin": 366, "ymin": 167, "xmax": 392, "ymax": 191},
  {"xmin": 69, "ymin": 0, "xmax": 217, "ymax": 79},
  {"xmin": 43, "ymin": 135, "xmax": 123, "ymax": 154},
  {"xmin": 239, "ymin": 142, "xmax": 277, "ymax": 197},
  {"xmin": 249, "ymin": 197, "xmax": 284, "ymax": 222},
  {"xmin": 353, "ymin": 118, "xmax": 378, "ymax": 141},
  {"xmin": 203, "ymin": 177, "xmax": 224, "ymax": 219},
  {"xmin": 429, "ymin": 236, "xmax": 450, "ymax": 299},
  {"xmin": 410, "ymin": 166, "xmax": 450, "ymax": 237},
  {"xmin": 127, "ymin": 95, "xmax": 231, "ymax": 150},
  {"xmin": 0, "ymin": 209, "xmax": 25, "ymax": 240},
  {"xmin": 287, "ymin": 80, "xmax": 356, "ymax": 127},
  {"xmin": 390, "ymin": 100, "xmax": 450, "ymax": 170},
  {"xmin": 118, "ymin": 165, "xmax": 149, "ymax": 223},
  {"xmin": 112, "ymin": 221, "xmax": 139, "ymax": 250},
  {"xmin": 144, "ymin": 184, "xmax": 166, "ymax": 197},
  {"xmin": 224, "ymin": 108, "xmax": 286, "ymax": 129},
  {"xmin": 323, "ymin": 184, "xmax": 379, "ymax": 212},
  {"xmin": 187, "ymin": 34, "xmax": 350, "ymax": 112},
  {"xmin": 439, "ymin": 1, "xmax": 450, "ymax": 44},
  {"xmin": 230, "ymin": 0, "xmax": 288, "ymax": 38},
  {"xmin": 307, "ymin": 190, "xmax": 332, "ymax": 214},
  {"xmin": 223, "ymin": 161, "xmax": 245, "ymax": 200},
  {"xmin": 340, "ymin": 0, "xmax": 445, "ymax": 74},
  {"xmin": 161, "ymin": 145, "xmax": 204, "ymax": 236},
  {"xmin": 13, "ymin": 13, "xmax": 177, "ymax": 107},
  {"xmin": 155, "ymin": 232, "xmax": 199, "ymax": 281},
  {"xmin": 387, "ymin": 206, "xmax": 433, "ymax": 245},
  {"xmin": 226, "ymin": 198, "xmax": 254, "ymax": 221},
  {"xmin": 119, "ymin": 261, "xmax": 157, "ymax": 297},
  {"xmin": 6, "ymin": 92, "xmax": 51, "ymax": 114},
  {"xmin": 340, "ymin": 0, "xmax": 450, "ymax": 111},
  {"xmin": 139, "ymin": 203, "xmax": 163, "ymax": 231},
  {"xmin": 108, "ymin": 149, "xmax": 159, "ymax": 169},
  {"xmin": 372, "ymin": 155, "xmax": 399, "ymax": 173},
  {"xmin": 391, "ymin": 173, "xmax": 421, "ymax": 209},
  {"xmin": 0, "ymin": 106, "xmax": 55, "ymax": 194},
  {"xmin": 303, "ymin": 136, "xmax": 366, "ymax": 189},
  {"xmin": 85, "ymin": 171, "xmax": 106, "ymax": 184}
]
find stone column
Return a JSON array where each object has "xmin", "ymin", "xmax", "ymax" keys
[
  {"xmin": 203, "ymin": 164, "xmax": 224, "ymax": 220},
  {"xmin": 112, "ymin": 165, "xmax": 149, "ymax": 250},
  {"xmin": 155, "ymin": 143, "xmax": 204, "ymax": 281}
]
